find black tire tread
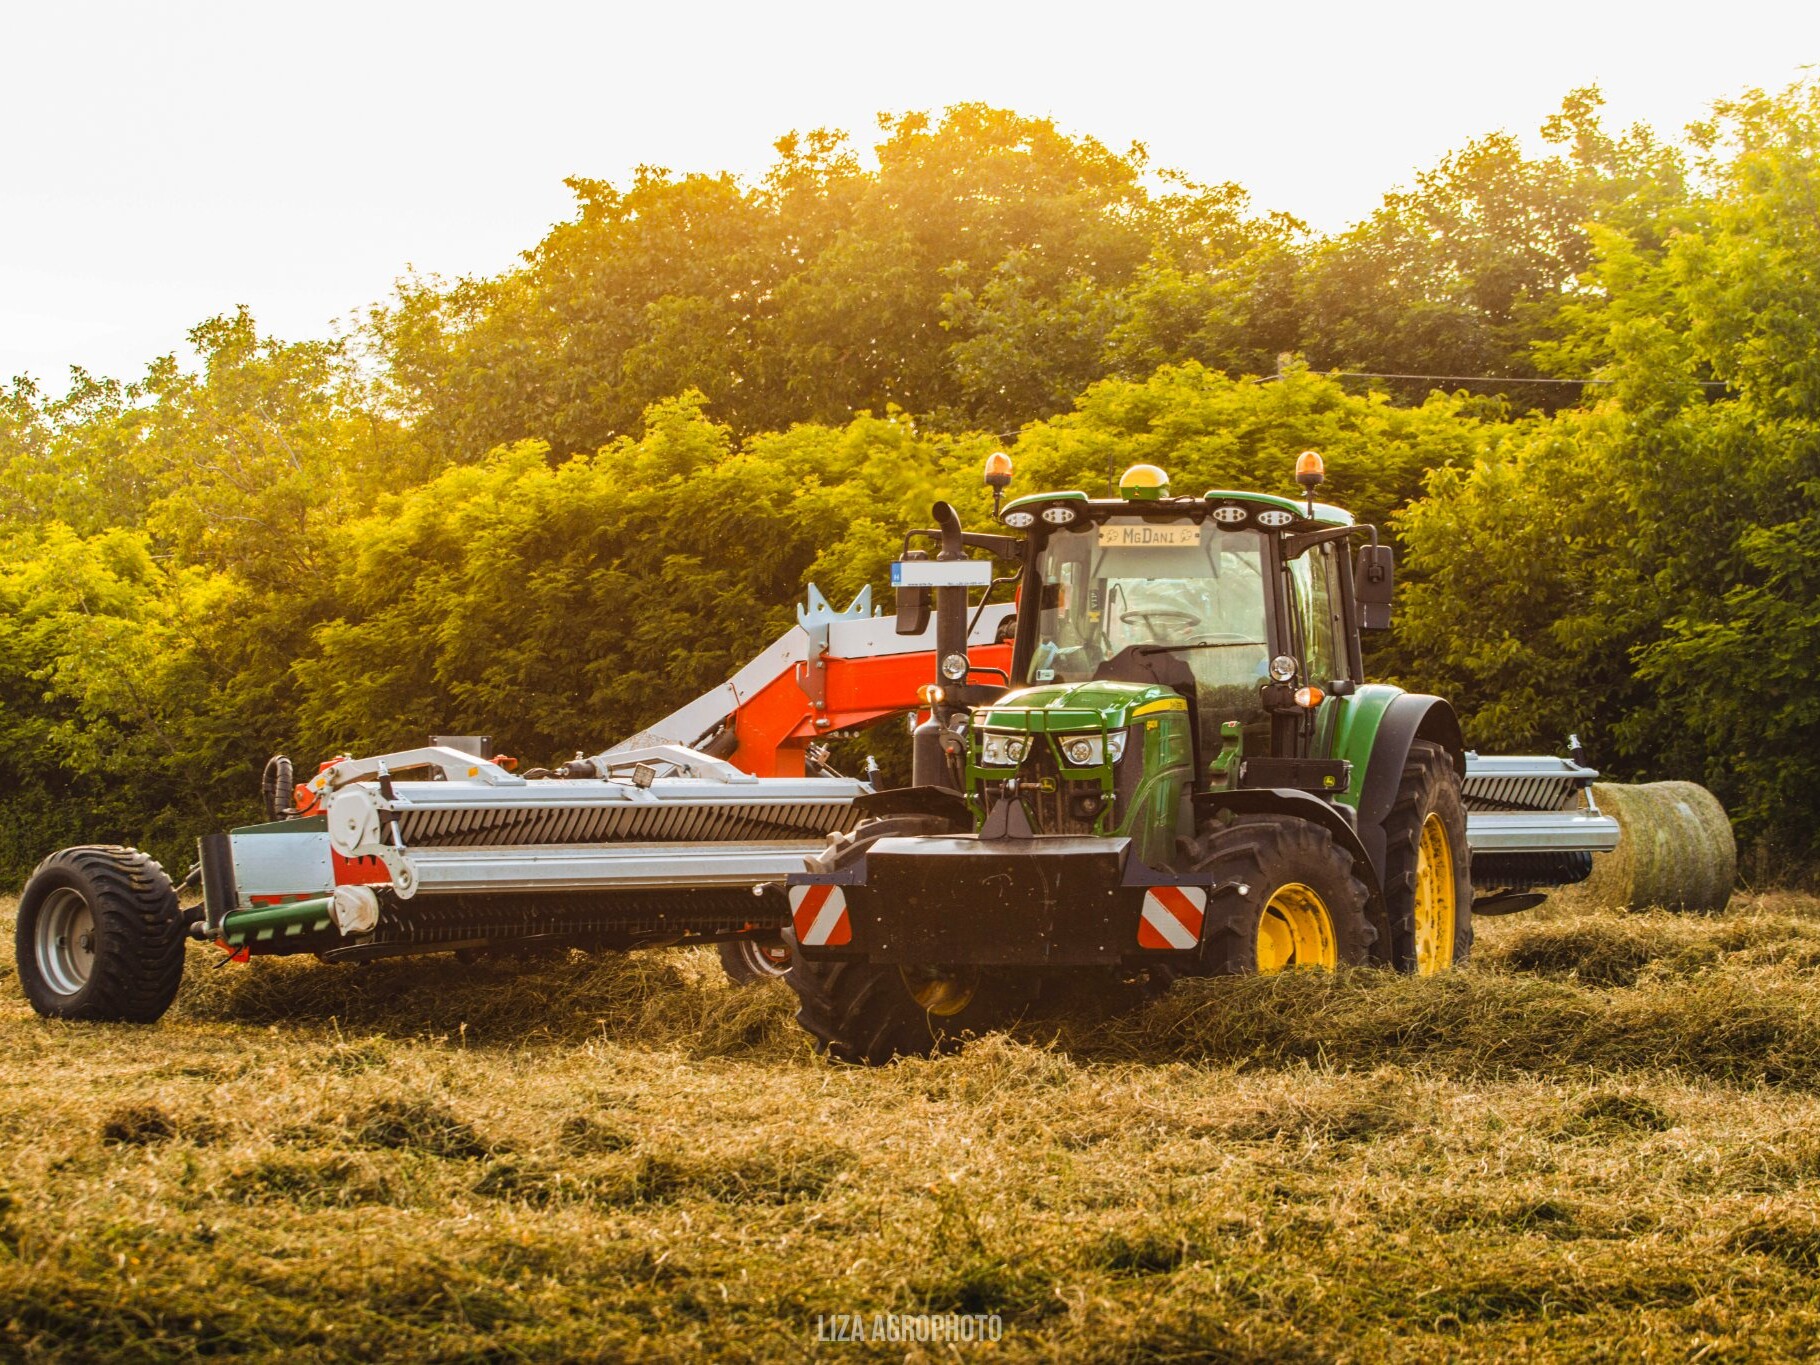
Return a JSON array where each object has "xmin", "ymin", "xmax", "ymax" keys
[
  {"xmin": 786, "ymin": 815, "xmax": 1031, "ymax": 1064},
  {"xmin": 1381, "ymin": 740, "xmax": 1475, "ymax": 972},
  {"xmin": 1190, "ymin": 816, "xmax": 1374, "ymax": 975},
  {"xmin": 14, "ymin": 845, "xmax": 185, "ymax": 1023},
  {"xmin": 262, "ymin": 755, "xmax": 294, "ymax": 823}
]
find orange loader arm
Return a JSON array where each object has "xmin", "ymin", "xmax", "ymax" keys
[
  {"xmin": 725, "ymin": 636, "xmax": 1015, "ymax": 776},
  {"xmin": 611, "ymin": 587, "xmax": 1016, "ymax": 778}
]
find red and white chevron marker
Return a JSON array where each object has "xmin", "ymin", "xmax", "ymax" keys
[
  {"xmin": 1136, "ymin": 885, "xmax": 1208, "ymax": 951},
  {"xmin": 790, "ymin": 884, "xmax": 851, "ymax": 947}
]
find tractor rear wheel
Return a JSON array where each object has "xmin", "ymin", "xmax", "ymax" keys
[
  {"xmin": 1191, "ymin": 816, "xmax": 1373, "ymax": 974},
  {"xmin": 14, "ymin": 846, "xmax": 186, "ymax": 1022},
  {"xmin": 785, "ymin": 814, "xmax": 1034, "ymax": 1063},
  {"xmin": 1381, "ymin": 740, "xmax": 1474, "ymax": 974}
]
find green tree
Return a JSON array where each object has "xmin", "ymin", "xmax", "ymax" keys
[
  {"xmin": 1010, "ymin": 361, "xmax": 1486, "ymax": 532},
  {"xmin": 1303, "ymin": 89, "xmax": 1686, "ymax": 410},
  {"xmin": 1391, "ymin": 410, "xmax": 1650, "ymax": 760},
  {"xmin": 0, "ymin": 525, "xmax": 261, "ymax": 876}
]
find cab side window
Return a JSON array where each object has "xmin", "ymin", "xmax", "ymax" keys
[{"xmin": 1292, "ymin": 543, "xmax": 1348, "ymax": 686}]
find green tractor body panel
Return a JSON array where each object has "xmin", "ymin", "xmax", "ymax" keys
[
  {"xmin": 965, "ymin": 680, "xmax": 1193, "ymax": 867},
  {"xmin": 1316, "ymin": 682, "xmax": 1406, "ymax": 810},
  {"xmin": 1000, "ymin": 489, "xmax": 1089, "ymax": 518},
  {"xmin": 972, "ymin": 679, "xmax": 1180, "ymax": 731}
]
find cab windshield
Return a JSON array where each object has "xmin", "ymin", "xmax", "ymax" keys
[{"xmin": 1028, "ymin": 520, "xmax": 1272, "ymax": 726}]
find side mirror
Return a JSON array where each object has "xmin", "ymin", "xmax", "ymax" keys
[
  {"xmin": 896, "ymin": 550, "xmax": 932, "ymax": 636},
  {"xmin": 1355, "ymin": 544, "xmax": 1395, "ymax": 630}
]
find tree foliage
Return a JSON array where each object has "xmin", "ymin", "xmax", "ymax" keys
[{"xmin": 4, "ymin": 81, "xmax": 1819, "ymax": 879}]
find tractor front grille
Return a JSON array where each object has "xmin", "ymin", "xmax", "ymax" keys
[
  {"xmin": 977, "ymin": 742, "xmax": 1104, "ymax": 836},
  {"xmin": 1027, "ymin": 744, "xmax": 1095, "ymax": 835}
]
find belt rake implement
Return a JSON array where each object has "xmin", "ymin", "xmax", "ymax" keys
[
  {"xmin": 11, "ymin": 454, "xmax": 1727, "ymax": 1037},
  {"xmin": 12, "ymin": 586, "xmax": 1011, "ymax": 1022}
]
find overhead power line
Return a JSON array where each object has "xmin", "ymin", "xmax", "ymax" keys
[{"xmin": 1282, "ymin": 369, "xmax": 1732, "ymax": 389}]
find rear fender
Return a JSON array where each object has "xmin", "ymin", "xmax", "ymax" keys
[{"xmin": 1192, "ymin": 788, "xmax": 1381, "ymax": 900}]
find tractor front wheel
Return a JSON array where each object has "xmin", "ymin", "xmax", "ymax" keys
[
  {"xmin": 784, "ymin": 812, "xmax": 1033, "ymax": 1063},
  {"xmin": 1380, "ymin": 740, "xmax": 1474, "ymax": 974},
  {"xmin": 785, "ymin": 954, "xmax": 1035, "ymax": 1065},
  {"xmin": 14, "ymin": 846, "xmax": 187, "ymax": 1022},
  {"xmin": 1191, "ymin": 816, "xmax": 1373, "ymax": 974}
]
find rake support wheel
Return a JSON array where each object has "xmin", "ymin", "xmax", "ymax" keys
[
  {"xmin": 718, "ymin": 936, "xmax": 794, "ymax": 984},
  {"xmin": 14, "ymin": 846, "xmax": 186, "ymax": 1022}
]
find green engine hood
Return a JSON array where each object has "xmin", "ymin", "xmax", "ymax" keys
[{"xmin": 972, "ymin": 680, "xmax": 1186, "ymax": 732}]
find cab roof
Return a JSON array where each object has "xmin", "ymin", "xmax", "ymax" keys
[{"xmin": 999, "ymin": 487, "xmax": 1354, "ymax": 530}]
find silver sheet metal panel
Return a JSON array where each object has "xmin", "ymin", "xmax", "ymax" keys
[
  {"xmin": 397, "ymin": 842, "xmax": 829, "ymax": 894},
  {"xmin": 1465, "ymin": 809, "xmax": 1620, "ymax": 854},
  {"xmin": 228, "ymin": 828, "xmax": 333, "ymax": 898}
]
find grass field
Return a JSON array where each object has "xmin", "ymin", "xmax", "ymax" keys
[{"xmin": 7, "ymin": 894, "xmax": 1820, "ymax": 1362}]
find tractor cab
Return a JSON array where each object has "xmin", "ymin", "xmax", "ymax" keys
[
  {"xmin": 923, "ymin": 457, "xmax": 1393, "ymax": 848},
  {"xmin": 1008, "ymin": 470, "xmax": 1361, "ymax": 783}
]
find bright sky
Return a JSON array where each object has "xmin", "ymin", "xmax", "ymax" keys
[{"xmin": 3, "ymin": 1, "xmax": 1812, "ymax": 391}]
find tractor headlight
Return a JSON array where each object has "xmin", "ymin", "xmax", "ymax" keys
[
  {"xmin": 1060, "ymin": 732, "xmax": 1126, "ymax": 766},
  {"xmin": 979, "ymin": 732, "xmax": 1029, "ymax": 767},
  {"xmin": 1269, "ymin": 654, "xmax": 1299, "ymax": 683},
  {"xmin": 941, "ymin": 652, "xmax": 969, "ymax": 682}
]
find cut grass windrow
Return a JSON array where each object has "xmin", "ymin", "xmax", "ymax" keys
[{"xmin": 4, "ymin": 894, "xmax": 1820, "ymax": 1361}]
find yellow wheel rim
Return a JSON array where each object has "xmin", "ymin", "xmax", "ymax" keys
[
  {"xmin": 1256, "ymin": 883, "xmax": 1337, "ymax": 972},
  {"xmin": 903, "ymin": 968, "xmax": 978, "ymax": 1017},
  {"xmin": 1413, "ymin": 811, "xmax": 1457, "ymax": 975}
]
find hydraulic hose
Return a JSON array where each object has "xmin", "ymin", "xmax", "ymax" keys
[{"xmin": 261, "ymin": 754, "xmax": 294, "ymax": 823}]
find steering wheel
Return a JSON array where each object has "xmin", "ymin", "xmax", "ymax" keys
[{"xmin": 1119, "ymin": 608, "xmax": 1203, "ymax": 636}]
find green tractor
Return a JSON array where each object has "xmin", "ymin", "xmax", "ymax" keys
[{"xmin": 781, "ymin": 452, "xmax": 1494, "ymax": 1063}]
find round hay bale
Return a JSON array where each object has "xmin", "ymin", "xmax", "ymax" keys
[{"xmin": 1561, "ymin": 781, "xmax": 1736, "ymax": 912}]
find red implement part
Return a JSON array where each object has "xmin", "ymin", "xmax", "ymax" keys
[{"xmin": 726, "ymin": 643, "xmax": 1014, "ymax": 777}]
